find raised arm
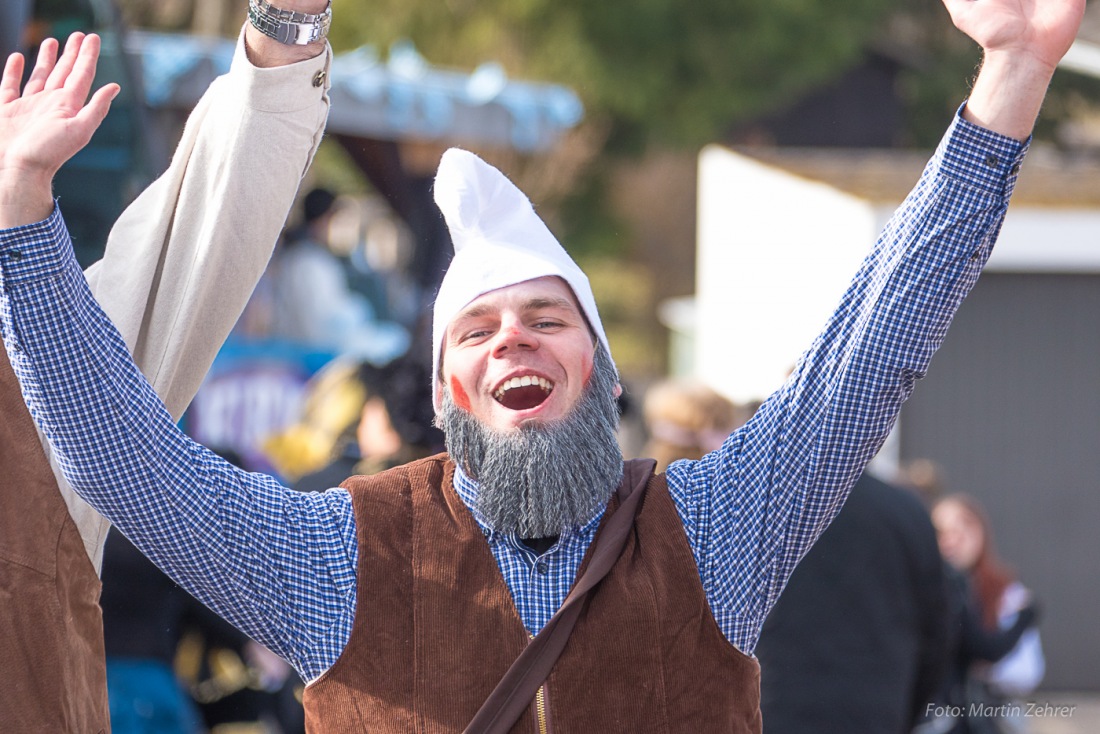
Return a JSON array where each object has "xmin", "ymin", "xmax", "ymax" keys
[
  {"xmin": 0, "ymin": 33, "xmax": 357, "ymax": 682},
  {"xmin": 23, "ymin": 6, "xmax": 332, "ymax": 569},
  {"xmin": 665, "ymin": 0, "xmax": 1085, "ymax": 655},
  {"xmin": 89, "ymin": 1, "xmax": 331, "ymax": 421}
]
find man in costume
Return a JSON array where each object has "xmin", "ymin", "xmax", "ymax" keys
[
  {"xmin": 0, "ymin": 1, "xmax": 331, "ymax": 729},
  {"xmin": 0, "ymin": 0, "xmax": 1085, "ymax": 730}
]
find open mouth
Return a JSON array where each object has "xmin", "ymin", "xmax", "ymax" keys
[{"xmin": 494, "ymin": 376, "xmax": 554, "ymax": 411}]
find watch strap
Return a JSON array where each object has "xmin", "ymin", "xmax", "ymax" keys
[{"xmin": 248, "ymin": 0, "xmax": 332, "ymax": 46}]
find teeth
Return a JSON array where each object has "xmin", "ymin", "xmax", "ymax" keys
[{"xmin": 494, "ymin": 376, "xmax": 553, "ymax": 400}]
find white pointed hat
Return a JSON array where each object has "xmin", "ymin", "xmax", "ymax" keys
[{"xmin": 431, "ymin": 148, "xmax": 614, "ymax": 410}]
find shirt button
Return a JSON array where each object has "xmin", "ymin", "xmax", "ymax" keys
[
  {"xmin": 312, "ymin": 70, "xmax": 326, "ymax": 87},
  {"xmin": 536, "ymin": 561, "xmax": 549, "ymax": 575},
  {"xmin": 1010, "ymin": 163, "xmax": 1021, "ymax": 175},
  {"xmin": 984, "ymin": 154, "xmax": 1000, "ymax": 168},
  {"xmin": 8, "ymin": 250, "xmax": 22, "ymax": 261}
]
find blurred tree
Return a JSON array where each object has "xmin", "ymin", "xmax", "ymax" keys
[{"xmin": 330, "ymin": 0, "xmax": 896, "ymax": 151}]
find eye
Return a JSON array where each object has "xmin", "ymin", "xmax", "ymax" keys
[
  {"xmin": 459, "ymin": 328, "xmax": 492, "ymax": 342},
  {"xmin": 533, "ymin": 320, "xmax": 563, "ymax": 330}
]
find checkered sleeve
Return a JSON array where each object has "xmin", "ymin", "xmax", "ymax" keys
[
  {"xmin": 665, "ymin": 111, "xmax": 1029, "ymax": 654},
  {"xmin": 0, "ymin": 208, "xmax": 357, "ymax": 683}
]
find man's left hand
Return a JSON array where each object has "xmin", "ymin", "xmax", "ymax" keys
[{"xmin": 0, "ymin": 33, "xmax": 118, "ymax": 228}]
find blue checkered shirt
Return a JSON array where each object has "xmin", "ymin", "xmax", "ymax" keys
[{"xmin": 0, "ymin": 112, "xmax": 1026, "ymax": 685}]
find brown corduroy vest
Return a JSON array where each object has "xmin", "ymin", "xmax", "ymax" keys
[
  {"xmin": 304, "ymin": 454, "xmax": 762, "ymax": 733},
  {"xmin": 0, "ymin": 346, "xmax": 110, "ymax": 733}
]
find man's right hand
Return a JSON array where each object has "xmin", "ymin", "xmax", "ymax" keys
[{"xmin": 0, "ymin": 32, "xmax": 119, "ymax": 228}]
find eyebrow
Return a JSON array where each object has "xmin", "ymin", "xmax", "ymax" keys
[
  {"xmin": 455, "ymin": 296, "xmax": 578, "ymax": 322},
  {"xmin": 521, "ymin": 296, "xmax": 577, "ymax": 313}
]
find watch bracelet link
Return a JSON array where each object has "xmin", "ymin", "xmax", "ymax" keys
[{"xmin": 248, "ymin": 0, "xmax": 332, "ymax": 46}]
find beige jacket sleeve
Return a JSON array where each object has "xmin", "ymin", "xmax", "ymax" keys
[{"xmin": 47, "ymin": 30, "xmax": 331, "ymax": 570}]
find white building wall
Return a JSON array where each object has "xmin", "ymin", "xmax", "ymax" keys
[
  {"xmin": 988, "ymin": 207, "xmax": 1100, "ymax": 272},
  {"xmin": 695, "ymin": 145, "xmax": 882, "ymax": 404}
]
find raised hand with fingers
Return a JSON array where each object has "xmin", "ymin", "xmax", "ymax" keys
[{"xmin": 0, "ymin": 32, "xmax": 120, "ymax": 227}]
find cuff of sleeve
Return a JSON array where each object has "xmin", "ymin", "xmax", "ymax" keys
[
  {"xmin": 938, "ymin": 103, "xmax": 1030, "ymax": 198},
  {"xmin": 229, "ymin": 27, "xmax": 332, "ymax": 113},
  {"xmin": 0, "ymin": 204, "xmax": 78, "ymax": 285}
]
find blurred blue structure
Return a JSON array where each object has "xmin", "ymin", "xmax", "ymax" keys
[{"xmin": 125, "ymin": 30, "xmax": 583, "ymax": 153}]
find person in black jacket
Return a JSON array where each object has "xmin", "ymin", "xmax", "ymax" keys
[{"xmin": 755, "ymin": 472, "xmax": 951, "ymax": 733}]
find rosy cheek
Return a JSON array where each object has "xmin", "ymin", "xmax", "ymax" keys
[
  {"xmin": 582, "ymin": 358, "xmax": 594, "ymax": 386},
  {"xmin": 450, "ymin": 377, "xmax": 473, "ymax": 412}
]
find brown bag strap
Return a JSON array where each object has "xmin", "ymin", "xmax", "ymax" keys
[{"xmin": 463, "ymin": 458, "xmax": 656, "ymax": 734}]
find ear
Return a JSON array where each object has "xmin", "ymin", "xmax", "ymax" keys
[{"xmin": 613, "ymin": 382, "xmax": 623, "ymax": 398}]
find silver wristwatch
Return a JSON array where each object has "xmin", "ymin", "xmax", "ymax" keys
[{"xmin": 248, "ymin": 0, "xmax": 332, "ymax": 46}]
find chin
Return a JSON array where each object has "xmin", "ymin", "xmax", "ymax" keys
[{"xmin": 490, "ymin": 402, "xmax": 560, "ymax": 431}]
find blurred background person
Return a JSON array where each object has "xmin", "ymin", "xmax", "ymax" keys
[
  {"xmin": 926, "ymin": 494, "xmax": 1044, "ymax": 734},
  {"xmin": 901, "ymin": 457, "xmax": 950, "ymax": 508},
  {"xmin": 267, "ymin": 187, "xmax": 408, "ymax": 365},
  {"xmin": 263, "ymin": 354, "xmax": 444, "ymax": 491},
  {"xmin": 755, "ymin": 471, "xmax": 951, "ymax": 734},
  {"xmin": 642, "ymin": 378, "xmax": 745, "ymax": 471}
]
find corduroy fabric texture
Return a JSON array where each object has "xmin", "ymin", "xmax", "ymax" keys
[
  {"xmin": 0, "ymin": 347, "xmax": 109, "ymax": 733},
  {"xmin": 304, "ymin": 454, "xmax": 761, "ymax": 733}
]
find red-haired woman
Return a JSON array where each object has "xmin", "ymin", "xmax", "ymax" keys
[{"xmin": 930, "ymin": 494, "xmax": 1044, "ymax": 733}]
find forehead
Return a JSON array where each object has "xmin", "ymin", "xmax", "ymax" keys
[
  {"xmin": 934, "ymin": 501, "xmax": 977, "ymax": 526},
  {"xmin": 447, "ymin": 276, "xmax": 582, "ymax": 328}
]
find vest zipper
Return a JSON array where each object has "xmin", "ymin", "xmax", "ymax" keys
[
  {"xmin": 535, "ymin": 683, "xmax": 550, "ymax": 734},
  {"xmin": 528, "ymin": 632, "xmax": 551, "ymax": 734}
]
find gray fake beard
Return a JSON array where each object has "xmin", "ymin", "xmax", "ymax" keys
[{"xmin": 438, "ymin": 346, "xmax": 624, "ymax": 538}]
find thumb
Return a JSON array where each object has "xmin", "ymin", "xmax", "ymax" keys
[
  {"xmin": 75, "ymin": 82, "xmax": 120, "ymax": 134},
  {"xmin": 65, "ymin": 82, "xmax": 121, "ymax": 157}
]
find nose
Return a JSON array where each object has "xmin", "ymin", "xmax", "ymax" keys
[{"xmin": 491, "ymin": 316, "xmax": 538, "ymax": 358}]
